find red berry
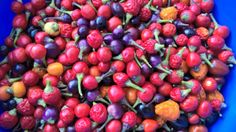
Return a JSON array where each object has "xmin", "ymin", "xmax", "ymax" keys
[
  {"xmin": 186, "ymin": 52, "xmax": 201, "ymax": 68},
  {"xmin": 106, "ymin": 120, "xmax": 122, "ymax": 132},
  {"xmin": 202, "ymin": 77, "xmax": 217, "ymax": 92},
  {"xmin": 60, "ymin": 107, "xmax": 75, "ymax": 125},
  {"xmin": 75, "ymin": 103, "xmax": 91, "ymax": 118},
  {"xmin": 180, "ymin": 95, "xmax": 199, "ymax": 112},
  {"xmin": 158, "ymin": 82, "xmax": 172, "ymax": 96},
  {"xmin": 82, "ymin": 75, "xmax": 98, "ymax": 90},
  {"xmin": 97, "ymin": 47, "xmax": 112, "ymax": 62},
  {"xmin": 121, "ymin": 111, "xmax": 137, "ymax": 128},
  {"xmin": 197, "ymin": 101, "xmax": 213, "ymax": 118},
  {"xmin": 207, "ymin": 35, "xmax": 225, "ymax": 50},
  {"xmin": 162, "ymin": 23, "xmax": 176, "ymax": 37},
  {"xmin": 175, "ymin": 34, "xmax": 188, "ymax": 46},
  {"xmin": 81, "ymin": 4, "xmax": 96, "ymax": 20},
  {"xmin": 20, "ymin": 116, "xmax": 36, "ymax": 130},
  {"xmin": 75, "ymin": 117, "xmax": 92, "ymax": 132},
  {"xmin": 90, "ymin": 103, "xmax": 107, "ymax": 124},
  {"xmin": 87, "ymin": 30, "xmax": 103, "ymax": 49}
]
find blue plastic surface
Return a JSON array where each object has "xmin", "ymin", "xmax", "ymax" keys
[{"xmin": 0, "ymin": 0, "xmax": 235, "ymax": 131}]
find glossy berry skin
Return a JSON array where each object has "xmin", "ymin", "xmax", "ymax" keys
[
  {"xmin": 200, "ymin": 0, "xmax": 214, "ymax": 13},
  {"xmin": 17, "ymin": 99, "xmax": 35, "ymax": 116},
  {"xmin": 108, "ymin": 85, "xmax": 125, "ymax": 103},
  {"xmin": 27, "ymin": 86, "xmax": 43, "ymax": 106},
  {"xmin": 74, "ymin": 103, "xmax": 90, "ymax": 118},
  {"xmin": 170, "ymin": 88, "xmax": 189, "ymax": 102},
  {"xmin": 121, "ymin": 111, "xmax": 137, "ymax": 128},
  {"xmin": 158, "ymin": 82, "xmax": 172, "ymax": 96},
  {"xmin": 42, "ymin": 84, "xmax": 62, "ymax": 106},
  {"xmin": 162, "ymin": 23, "xmax": 176, "ymax": 37},
  {"xmin": 137, "ymin": 83, "xmax": 156, "ymax": 103},
  {"xmin": 197, "ymin": 101, "xmax": 213, "ymax": 118},
  {"xmin": 169, "ymin": 53, "xmax": 183, "ymax": 69},
  {"xmin": 120, "ymin": 47, "xmax": 135, "ymax": 63},
  {"xmin": 75, "ymin": 117, "xmax": 92, "ymax": 132},
  {"xmin": 96, "ymin": 47, "xmax": 112, "ymax": 62},
  {"xmin": 20, "ymin": 116, "xmax": 36, "ymax": 130},
  {"xmin": 90, "ymin": 103, "xmax": 107, "ymax": 124},
  {"xmin": 82, "ymin": 75, "xmax": 98, "ymax": 90},
  {"xmin": 105, "ymin": 120, "xmax": 122, "ymax": 132},
  {"xmin": 207, "ymin": 35, "xmax": 225, "ymax": 50},
  {"xmin": 150, "ymin": 72, "xmax": 165, "ymax": 87},
  {"xmin": 188, "ymin": 114, "xmax": 200, "ymax": 125},
  {"xmin": 175, "ymin": 34, "xmax": 188, "ymax": 46},
  {"xmin": 81, "ymin": 4, "xmax": 96, "ymax": 20},
  {"xmin": 202, "ymin": 77, "xmax": 217, "ymax": 92},
  {"xmin": 126, "ymin": 60, "xmax": 141, "ymax": 78},
  {"xmin": 87, "ymin": 30, "xmax": 103, "ymax": 49},
  {"xmin": 141, "ymin": 29, "xmax": 153, "ymax": 41},
  {"xmin": 65, "ymin": 98, "xmax": 79, "ymax": 109},
  {"xmin": 43, "ymin": 124, "xmax": 59, "ymax": 132},
  {"xmin": 213, "ymin": 26, "xmax": 230, "ymax": 39},
  {"xmin": 180, "ymin": 96, "xmax": 199, "ymax": 112},
  {"xmin": 60, "ymin": 107, "xmax": 75, "ymax": 125},
  {"xmin": 186, "ymin": 52, "xmax": 201, "ymax": 68},
  {"xmin": 167, "ymin": 70, "xmax": 184, "ymax": 84},
  {"xmin": 180, "ymin": 10, "xmax": 196, "ymax": 24},
  {"xmin": 0, "ymin": 110, "xmax": 18, "ymax": 129}
]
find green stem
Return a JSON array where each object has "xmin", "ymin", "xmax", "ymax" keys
[
  {"xmin": 113, "ymin": 54, "xmax": 122, "ymax": 60},
  {"xmin": 101, "ymin": 67, "xmax": 116, "ymax": 79},
  {"xmin": 162, "ymin": 46, "xmax": 172, "ymax": 66},
  {"xmin": 44, "ymin": 80, "xmax": 53, "ymax": 94},
  {"xmin": 134, "ymin": 54, "xmax": 142, "ymax": 68},
  {"xmin": 177, "ymin": 47, "xmax": 186, "ymax": 57},
  {"xmin": 222, "ymin": 44, "xmax": 232, "ymax": 51},
  {"xmin": 9, "ymin": 108, "xmax": 17, "ymax": 116},
  {"xmin": 9, "ymin": 28, "xmax": 16, "ymax": 38},
  {"xmin": 38, "ymin": 21, "xmax": 45, "ymax": 29},
  {"xmin": 181, "ymin": 89, "xmax": 191, "ymax": 97},
  {"xmin": 132, "ymin": 98, "xmax": 142, "ymax": 108},
  {"xmin": 228, "ymin": 56, "xmax": 236, "ymax": 64},
  {"xmin": 159, "ymin": 73, "xmax": 168, "ymax": 80},
  {"xmin": 167, "ymin": 0, "xmax": 171, "ymax": 6},
  {"xmin": 181, "ymin": 81, "xmax": 193, "ymax": 89},
  {"xmin": 200, "ymin": 53, "xmax": 213, "ymax": 68},
  {"xmin": 209, "ymin": 13, "xmax": 219, "ymax": 29},
  {"xmin": 62, "ymin": 93, "xmax": 73, "ymax": 97},
  {"xmin": 49, "ymin": 0, "xmax": 56, "ymax": 8},
  {"xmin": 130, "ymin": 40, "xmax": 145, "ymax": 50},
  {"xmin": 0, "ymin": 57, "xmax": 7, "ymax": 65},
  {"xmin": 158, "ymin": 19, "xmax": 173, "ymax": 23},
  {"xmin": 8, "ymin": 77, "xmax": 22, "ymax": 83},
  {"xmin": 154, "ymin": 29, "xmax": 160, "ymax": 42},
  {"xmin": 156, "ymin": 65, "xmax": 171, "ymax": 74},
  {"xmin": 145, "ymin": 0, "xmax": 153, "ymax": 8},
  {"xmin": 97, "ymin": 115, "xmax": 113, "ymax": 131},
  {"xmin": 13, "ymin": 28, "xmax": 23, "ymax": 47},
  {"xmin": 37, "ymin": 99, "xmax": 46, "ymax": 107},
  {"xmin": 122, "ymin": 99, "xmax": 137, "ymax": 113},
  {"xmin": 72, "ymin": 2, "xmax": 82, "ymax": 9},
  {"xmin": 140, "ymin": 56, "xmax": 152, "ymax": 68},
  {"xmin": 154, "ymin": 43, "xmax": 165, "ymax": 52},
  {"xmin": 88, "ymin": 0, "xmax": 97, "ymax": 13},
  {"xmin": 126, "ymin": 80, "xmax": 144, "ymax": 92},
  {"xmin": 150, "ymin": 6, "xmax": 158, "ymax": 12},
  {"xmin": 124, "ymin": 13, "xmax": 133, "ymax": 25},
  {"xmin": 76, "ymin": 73, "xmax": 84, "ymax": 98},
  {"xmin": 97, "ymin": 97, "xmax": 110, "ymax": 105}
]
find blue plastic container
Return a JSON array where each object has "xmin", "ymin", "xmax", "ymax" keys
[{"xmin": 0, "ymin": 0, "xmax": 235, "ymax": 131}]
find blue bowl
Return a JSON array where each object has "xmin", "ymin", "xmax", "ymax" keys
[{"xmin": 0, "ymin": 0, "xmax": 235, "ymax": 131}]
